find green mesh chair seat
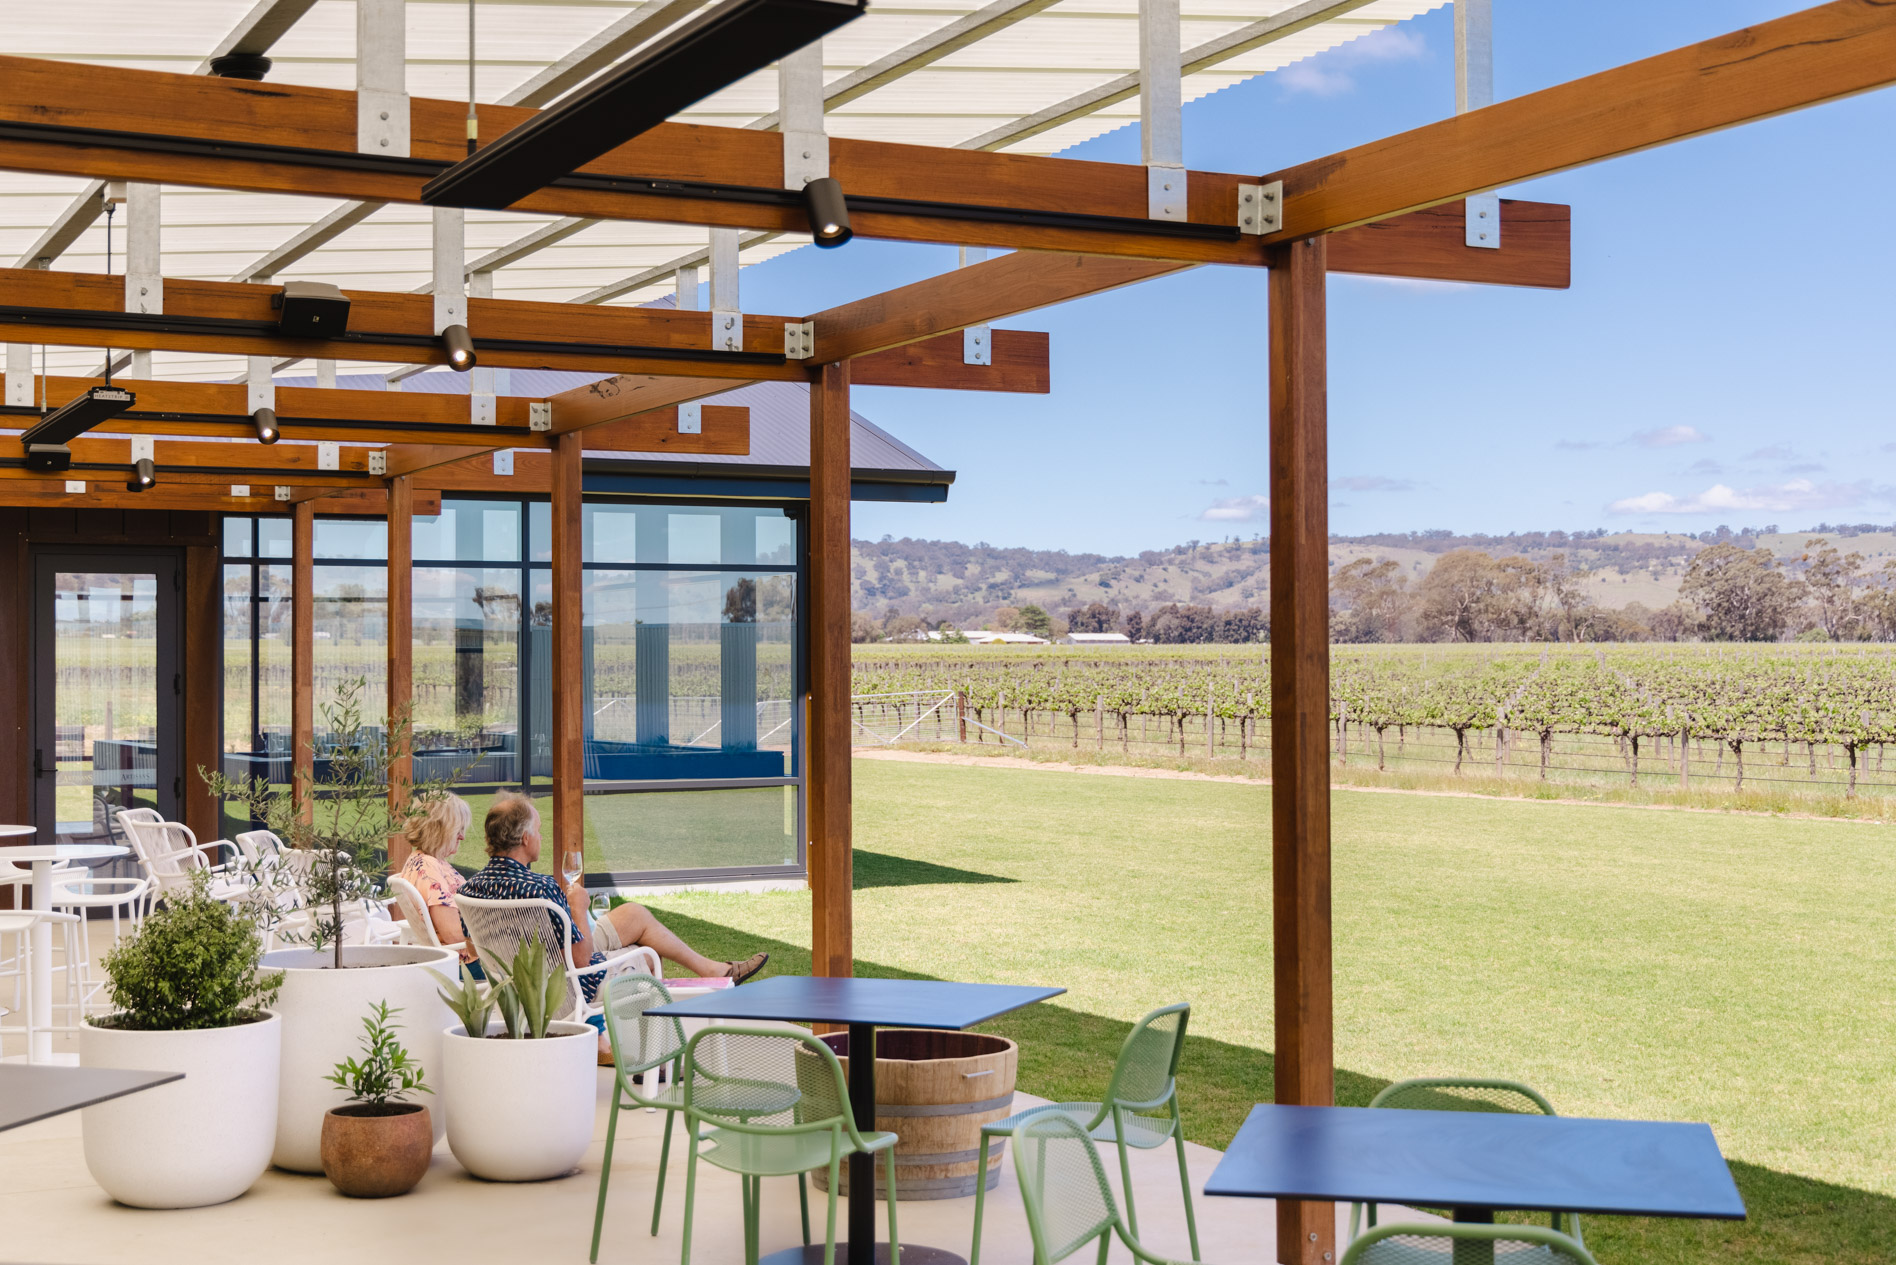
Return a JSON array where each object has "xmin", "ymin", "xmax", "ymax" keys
[
  {"xmin": 990, "ymin": 1101, "xmax": 1180, "ymax": 1149},
  {"xmin": 1352, "ymin": 1079, "xmax": 1584, "ymax": 1252},
  {"xmin": 973, "ymin": 1002, "xmax": 1199, "ymax": 1265},
  {"xmin": 1012, "ymin": 1112, "xmax": 1214, "ymax": 1265},
  {"xmin": 592, "ymin": 974, "xmax": 811, "ymax": 1263},
  {"xmin": 679, "ymin": 1025, "xmax": 902, "ymax": 1265},
  {"xmin": 1340, "ymin": 1224, "xmax": 1596, "ymax": 1265}
]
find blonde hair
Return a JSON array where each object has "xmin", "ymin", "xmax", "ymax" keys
[
  {"xmin": 404, "ymin": 793, "xmax": 472, "ymax": 859},
  {"xmin": 484, "ymin": 793, "xmax": 540, "ymax": 856}
]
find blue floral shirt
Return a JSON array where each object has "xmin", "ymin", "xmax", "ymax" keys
[{"xmin": 459, "ymin": 854, "xmax": 607, "ymax": 1001}]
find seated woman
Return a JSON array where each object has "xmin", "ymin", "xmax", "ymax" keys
[
  {"xmin": 458, "ymin": 794, "xmax": 768, "ymax": 1057},
  {"xmin": 398, "ymin": 793, "xmax": 477, "ymax": 964}
]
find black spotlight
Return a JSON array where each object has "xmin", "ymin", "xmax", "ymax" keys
[
  {"xmin": 126, "ymin": 457, "xmax": 156, "ymax": 493},
  {"xmin": 210, "ymin": 52, "xmax": 273, "ymax": 80},
  {"xmin": 272, "ymin": 281, "xmax": 351, "ymax": 339},
  {"xmin": 25, "ymin": 444, "xmax": 73, "ymax": 473},
  {"xmin": 252, "ymin": 407, "xmax": 280, "ymax": 444},
  {"xmin": 802, "ymin": 177, "xmax": 852, "ymax": 248},
  {"xmin": 441, "ymin": 324, "xmax": 477, "ymax": 371}
]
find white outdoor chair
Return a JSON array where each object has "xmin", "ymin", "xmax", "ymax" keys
[
  {"xmin": 389, "ymin": 874, "xmax": 467, "ymax": 953},
  {"xmin": 456, "ymin": 894, "xmax": 660, "ymax": 1025},
  {"xmin": 48, "ymin": 868, "xmax": 153, "ymax": 1016},
  {"xmin": 116, "ymin": 810, "xmax": 246, "ymax": 906},
  {"xmin": 234, "ymin": 829, "xmax": 291, "ymax": 867},
  {"xmin": 0, "ymin": 908, "xmax": 84, "ymax": 1051}
]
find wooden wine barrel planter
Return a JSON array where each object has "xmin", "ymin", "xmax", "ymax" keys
[{"xmin": 809, "ymin": 1028, "xmax": 1017, "ymax": 1200}]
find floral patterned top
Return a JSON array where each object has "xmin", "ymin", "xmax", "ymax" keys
[{"xmin": 401, "ymin": 851, "xmax": 476, "ymax": 963}]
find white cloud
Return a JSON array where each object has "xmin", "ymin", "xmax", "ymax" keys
[
  {"xmin": 1633, "ymin": 425, "xmax": 1710, "ymax": 448},
  {"xmin": 1277, "ymin": 27, "xmax": 1427, "ymax": 97},
  {"xmin": 1607, "ymin": 478, "xmax": 1873, "ymax": 516},
  {"xmin": 1199, "ymin": 494, "xmax": 1269, "ymax": 522}
]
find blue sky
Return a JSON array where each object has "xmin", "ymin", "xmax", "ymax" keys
[{"xmin": 740, "ymin": 2, "xmax": 1896, "ymax": 556}]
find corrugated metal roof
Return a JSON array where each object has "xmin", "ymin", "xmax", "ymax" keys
[{"xmin": 0, "ymin": 0, "xmax": 1445, "ymax": 382}]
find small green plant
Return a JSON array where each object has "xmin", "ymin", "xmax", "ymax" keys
[
  {"xmin": 97, "ymin": 870, "xmax": 283, "ymax": 1031},
  {"xmin": 485, "ymin": 934, "xmax": 566, "ymax": 1040},
  {"xmin": 430, "ymin": 963, "xmax": 495, "ymax": 1037},
  {"xmin": 326, "ymin": 1000, "xmax": 431, "ymax": 1111}
]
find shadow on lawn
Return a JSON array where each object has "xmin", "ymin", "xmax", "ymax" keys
[
  {"xmin": 651, "ymin": 906, "xmax": 1896, "ymax": 1265},
  {"xmin": 853, "ymin": 850, "xmax": 1018, "ymax": 889}
]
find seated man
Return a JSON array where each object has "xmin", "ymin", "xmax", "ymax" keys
[{"xmin": 459, "ymin": 794, "xmax": 768, "ymax": 1057}]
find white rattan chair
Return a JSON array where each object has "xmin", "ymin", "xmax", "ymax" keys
[
  {"xmin": 389, "ymin": 873, "xmax": 467, "ymax": 952},
  {"xmin": 116, "ymin": 810, "xmax": 246, "ymax": 906},
  {"xmin": 456, "ymin": 893, "xmax": 659, "ymax": 1025}
]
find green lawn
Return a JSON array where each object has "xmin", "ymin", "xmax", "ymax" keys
[{"xmin": 639, "ymin": 758, "xmax": 1896, "ymax": 1264}]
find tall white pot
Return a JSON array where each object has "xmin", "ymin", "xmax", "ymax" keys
[
  {"xmin": 441, "ymin": 1020, "xmax": 596, "ymax": 1180},
  {"xmin": 80, "ymin": 1012, "xmax": 281, "ymax": 1208},
  {"xmin": 261, "ymin": 944, "xmax": 459, "ymax": 1172}
]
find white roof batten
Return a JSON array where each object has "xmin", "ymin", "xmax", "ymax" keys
[{"xmin": 0, "ymin": 0, "xmax": 1445, "ymax": 381}]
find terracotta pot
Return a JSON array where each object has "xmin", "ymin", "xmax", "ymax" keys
[{"xmin": 320, "ymin": 1103, "xmax": 434, "ymax": 1197}]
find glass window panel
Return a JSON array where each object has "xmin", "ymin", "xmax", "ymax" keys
[
  {"xmin": 51, "ymin": 572, "xmax": 159, "ymax": 829},
  {"xmin": 313, "ymin": 564, "xmax": 386, "ymax": 728},
  {"xmin": 314, "ymin": 518, "xmax": 386, "ymax": 560},
  {"xmin": 259, "ymin": 517, "xmax": 292, "ymax": 558},
  {"xmin": 413, "ymin": 566, "xmax": 523, "ymax": 786},
  {"xmin": 584, "ymin": 504, "xmax": 637, "ymax": 564},
  {"xmin": 222, "ymin": 565, "xmax": 253, "ymax": 753},
  {"xmin": 223, "ymin": 516, "xmax": 254, "ymax": 558},
  {"xmin": 259, "ymin": 564, "xmax": 292, "ymax": 754},
  {"xmin": 581, "ymin": 787, "xmax": 796, "ymax": 874},
  {"xmin": 529, "ymin": 500, "xmax": 551, "ymax": 562},
  {"xmin": 666, "ymin": 512, "xmax": 721, "ymax": 565},
  {"xmin": 756, "ymin": 513, "xmax": 795, "ymax": 565},
  {"xmin": 414, "ymin": 499, "xmax": 521, "ymax": 562}
]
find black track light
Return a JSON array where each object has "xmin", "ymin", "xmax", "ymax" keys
[
  {"xmin": 126, "ymin": 457, "xmax": 156, "ymax": 493},
  {"xmin": 209, "ymin": 52, "xmax": 273, "ymax": 80},
  {"xmin": 252, "ymin": 407, "xmax": 280, "ymax": 444},
  {"xmin": 21, "ymin": 385, "xmax": 135, "ymax": 449},
  {"xmin": 25, "ymin": 444, "xmax": 72, "ymax": 473},
  {"xmin": 802, "ymin": 177, "xmax": 852, "ymax": 248},
  {"xmin": 421, "ymin": 0, "xmax": 867, "ymax": 211},
  {"xmin": 273, "ymin": 281, "xmax": 351, "ymax": 338},
  {"xmin": 441, "ymin": 324, "xmax": 477, "ymax": 371}
]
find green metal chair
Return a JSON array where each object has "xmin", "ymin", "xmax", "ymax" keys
[
  {"xmin": 591, "ymin": 975, "xmax": 810, "ymax": 1262},
  {"xmin": 972, "ymin": 1002, "xmax": 1199, "ymax": 1265},
  {"xmin": 1012, "ymin": 1112, "xmax": 1209, "ymax": 1265},
  {"xmin": 1353, "ymin": 1078, "xmax": 1584, "ymax": 1251},
  {"xmin": 1339, "ymin": 1223, "xmax": 1597, "ymax": 1264},
  {"xmin": 677, "ymin": 1024, "xmax": 900, "ymax": 1265}
]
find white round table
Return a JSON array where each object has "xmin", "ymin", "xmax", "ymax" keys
[{"xmin": 1, "ymin": 839, "xmax": 129, "ymax": 1064}]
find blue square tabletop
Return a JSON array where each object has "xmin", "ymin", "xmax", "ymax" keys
[
  {"xmin": 647, "ymin": 975, "xmax": 1065, "ymax": 1030},
  {"xmin": 1204, "ymin": 1104, "xmax": 1746, "ymax": 1220}
]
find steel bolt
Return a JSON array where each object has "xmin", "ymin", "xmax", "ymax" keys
[
  {"xmin": 380, "ymin": 111, "xmax": 390, "ymax": 121},
  {"xmin": 380, "ymin": 138, "xmax": 389, "ymax": 147}
]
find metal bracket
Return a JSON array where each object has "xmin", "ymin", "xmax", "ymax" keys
[
  {"xmin": 783, "ymin": 321, "xmax": 815, "ymax": 360},
  {"xmin": 470, "ymin": 394, "xmax": 497, "ymax": 426},
  {"xmin": 129, "ymin": 437, "xmax": 154, "ymax": 463},
  {"xmin": 712, "ymin": 310, "xmax": 744, "ymax": 353},
  {"xmin": 529, "ymin": 402, "xmax": 552, "ymax": 431},
  {"xmin": 5, "ymin": 345, "xmax": 32, "ymax": 407},
  {"xmin": 784, "ymin": 130, "xmax": 830, "ymax": 190},
  {"xmin": 678, "ymin": 402, "xmax": 703, "ymax": 435},
  {"xmin": 493, "ymin": 449, "xmax": 514, "ymax": 476},
  {"xmin": 230, "ymin": 484, "xmax": 250, "ymax": 498},
  {"xmin": 1238, "ymin": 181, "xmax": 1282, "ymax": 234},
  {"xmin": 358, "ymin": 91, "xmax": 410, "ymax": 156},
  {"xmin": 246, "ymin": 356, "xmax": 275, "ymax": 414},
  {"xmin": 317, "ymin": 441, "xmax": 339, "ymax": 471},
  {"xmin": 1147, "ymin": 165, "xmax": 1186, "ymax": 220},
  {"xmin": 368, "ymin": 452, "xmax": 387, "ymax": 476},
  {"xmin": 1465, "ymin": 193, "xmax": 1501, "ymax": 248},
  {"xmin": 65, "ymin": 480, "xmax": 85, "ymax": 494},
  {"xmin": 274, "ymin": 485, "xmax": 292, "ymax": 501},
  {"xmin": 964, "ymin": 326, "xmax": 991, "ymax": 366}
]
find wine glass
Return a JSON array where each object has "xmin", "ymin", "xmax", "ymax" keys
[{"xmin": 561, "ymin": 850, "xmax": 584, "ymax": 895}]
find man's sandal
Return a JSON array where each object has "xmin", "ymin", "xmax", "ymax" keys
[{"xmin": 727, "ymin": 952, "xmax": 770, "ymax": 985}]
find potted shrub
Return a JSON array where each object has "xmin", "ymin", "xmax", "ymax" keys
[
  {"xmin": 436, "ymin": 939, "xmax": 597, "ymax": 1181},
  {"xmin": 205, "ymin": 677, "xmax": 461, "ymax": 1173},
  {"xmin": 80, "ymin": 871, "xmax": 284, "ymax": 1209},
  {"xmin": 320, "ymin": 1001, "xmax": 434, "ymax": 1197}
]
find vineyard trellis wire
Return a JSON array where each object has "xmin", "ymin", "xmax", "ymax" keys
[{"xmin": 850, "ymin": 643, "xmax": 1896, "ymax": 800}]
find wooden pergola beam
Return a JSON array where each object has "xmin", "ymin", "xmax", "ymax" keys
[
  {"xmin": 807, "ymin": 361, "xmax": 852, "ymax": 980},
  {"xmin": 0, "ymin": 266, "xmax": 799, "ymax": 377},
  {"xmin": 1259, "ymin": 0, "xmax": 1896, "ymax": 243}
]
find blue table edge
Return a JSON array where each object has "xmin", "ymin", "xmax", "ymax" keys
[
  {"xmin": 646, "ymin": 979, "xmax": 1067, "ymax": 1028},
  {"xmin": 1202, "ymin": 1103, "xmax": 1748, "ymax": 1221}
]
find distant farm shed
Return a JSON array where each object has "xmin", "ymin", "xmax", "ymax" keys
[{"xmin": 1063, "ymin": 632, "xmax": 1131, "ymax": 645}]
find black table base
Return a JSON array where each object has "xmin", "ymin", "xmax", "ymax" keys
[{"xmin": 761, "ymin": 1245, "xmax": 965, "ymax": 1265}]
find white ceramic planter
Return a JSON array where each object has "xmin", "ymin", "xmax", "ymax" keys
[
  {"xmin": 441, "ymin": 1020, "xmax": 596, "ymax": 1181},
  {"xmin": 80, "ymin": 1011, "xmax": 281, "ymax": 1209},
  {"xmin": 261, "ymin": 944, "xmax": 459, "ymax": 1172}
]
